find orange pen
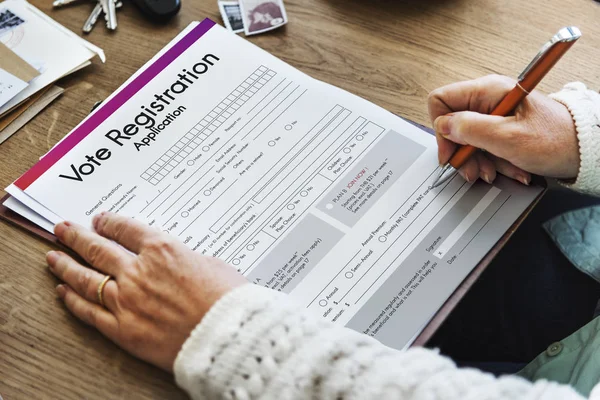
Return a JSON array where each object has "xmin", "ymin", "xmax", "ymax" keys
[{"xmin": 431, "ymin": 26, "xmax": 582, "ymax": 188}]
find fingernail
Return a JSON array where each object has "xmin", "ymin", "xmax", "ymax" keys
[
  {"xmin": 518, "ymin": 174, "xmax": 530, "ymax": 186},
  {"xmin": 54, "ymin": 221, "xmax": 71, "ymax": 239},
  {"xmin": 434, "ymin": 115, "xmax": 452, "ymax": 136},
  {"xmin": 46, "ymin": 251, "xmax": 59, "ymax": 266},
  {"xmin": 464, "ymin": 172, "xmax": 470, "ymax": 183},
  {"xmin": 92, "ymin": 213, "xmax": 102, "ymax": 231},
  {"xmin": 483, "ymin": 173, "xmax": 491, "ymax": 184},
  {"xmin": 56, "ymin": 284, "xmax": 66, "ymax": 298}
]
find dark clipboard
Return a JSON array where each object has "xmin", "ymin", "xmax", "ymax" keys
[
  {"xmin": 412, "ymin": 182, "xmax": 546, "ymax": 345},
  {"xmin": 0, "ymin": 119, "xmax": 547, "ymax": 346},
  {"xmin": 403, "ymin": 118, "xmax": 548, "ymax": 345}
]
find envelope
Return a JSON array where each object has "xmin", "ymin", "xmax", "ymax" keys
[{"xmin": 0, "ymin": 42, "xmax": 39, "ymax": 82}]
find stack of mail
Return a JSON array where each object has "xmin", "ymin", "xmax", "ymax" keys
[{"xmin": 0, "ymin": 0, "xmax": 104, "ymax": 144}]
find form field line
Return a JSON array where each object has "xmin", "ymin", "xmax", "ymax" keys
[{"xmin": 433, "ymin": 186, "xmax": 501, "ymax": 259}]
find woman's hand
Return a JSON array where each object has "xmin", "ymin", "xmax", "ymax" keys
[
  {"xmin": 428, "ymin": 74, "xmax": 580, "ymax": 184},
  {"xmin": 46, "ymin": 212, "xmax": 247, "ymax": 372}
]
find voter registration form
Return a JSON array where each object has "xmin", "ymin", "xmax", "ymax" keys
[{"xmin": 5, "ymin": 19, "xmax": 542, "ymax": 349}]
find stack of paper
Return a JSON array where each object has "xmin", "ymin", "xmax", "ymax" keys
[
  {"xmin": 0, "ymin": 19, "xmax": 543, "ymax": 352},
  {"xmin": 0, "ymin": 0, "xmax": 104, "ymax": 144}
]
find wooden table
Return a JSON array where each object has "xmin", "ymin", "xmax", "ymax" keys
[{"xmin": 1, "ymin": 0, "xmax": 599, "ymax": 398}]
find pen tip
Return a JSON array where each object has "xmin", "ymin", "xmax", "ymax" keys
[
  {"xmin": 432, "ymin": 164, "xmax": 457, "ymax": 188},
  {"xmin": 431, "ymin": 169, "xmax": 443, "ymax": 188}
]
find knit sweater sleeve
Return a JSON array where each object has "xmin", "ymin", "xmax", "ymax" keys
[
  {"xmin": 549, "ymin": 82, "xmax": 600, "ymax": 196},
  {"xmin": 174, "ymin": 284, "xmax": 586, "ymax": 400}
]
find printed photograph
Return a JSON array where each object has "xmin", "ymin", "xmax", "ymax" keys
[
  {"xmin": 224, "ymin": 4, "xmax": 244, "ymax": 32},
  {"xmin": 0, "ymin": 9, "xmax": 25, "ymax": 36}
]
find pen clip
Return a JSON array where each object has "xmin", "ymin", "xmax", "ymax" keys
[{"xmin": 518, "ymin": 26, "xmax": 581, "ymax": 81}]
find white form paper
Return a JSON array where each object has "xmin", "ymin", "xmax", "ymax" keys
[
  {"xmin": 3, "ymin": 195, "xmax": 54, "ymax": 232},
  {"xmin": 0, "ymin": 67, "xmax": 27, "ymax": 107},
  {"xmin": 6, "ymin": 20, "xmax": 542, "ymax": 350},
  {"xmin": 0, "ymin": 0, "xmax": 104, "ymax": 115}
]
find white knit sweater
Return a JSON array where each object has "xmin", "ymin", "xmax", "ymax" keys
[{"xmin": 174, "ymin": 84, "xmax": 600, "ymax": 400}]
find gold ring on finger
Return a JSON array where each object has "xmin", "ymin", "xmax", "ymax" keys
[{"xmin": 97, "ymin": 275, "xmax": 112, "ymax": 308}]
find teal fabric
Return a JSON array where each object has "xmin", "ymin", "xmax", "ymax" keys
[
  {"xmin": 544, "ymin": 206, "xmax": 600, "ymax": 282},
  {"xmin": 517, "ymin": 317, "xmax": 600, "ymax": 397},
  {"xmin": 516, "ymin": 205, "xmax": 600, "ymax": 396}
]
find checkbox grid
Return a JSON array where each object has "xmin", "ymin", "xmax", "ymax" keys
[{"xmin": 140, "ymin": 66, "xmax": 277, "ymax": 185}]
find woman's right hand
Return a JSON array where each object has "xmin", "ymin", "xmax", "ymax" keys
[{"xmin": 428, "ymin": 74, "xmax": 580, "ymax": 184}]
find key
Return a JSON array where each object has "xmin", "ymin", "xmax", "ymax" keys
[
  {"xmin": 83, "ymin": 1, "xmax": 122, "ymax": 33},
  {"xmin": 53, "ymin": 0, "xmax": 83, "ymax": 7},
  {"xmin": 102, "ymin": 0, "xmax": 118, "ymax": 30},
  {"xmin": 82, "ymin": 3, "xmax": 102, "ymax": 33}
]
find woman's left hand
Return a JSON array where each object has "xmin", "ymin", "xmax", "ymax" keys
[{"xmin": 47, "ymin": 212, "xmax": 247, "ymax": 372}]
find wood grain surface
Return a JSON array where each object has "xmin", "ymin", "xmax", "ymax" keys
[{"xmin": 1, "ymin": 0, "xmax": 599, "ymax": 398}]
